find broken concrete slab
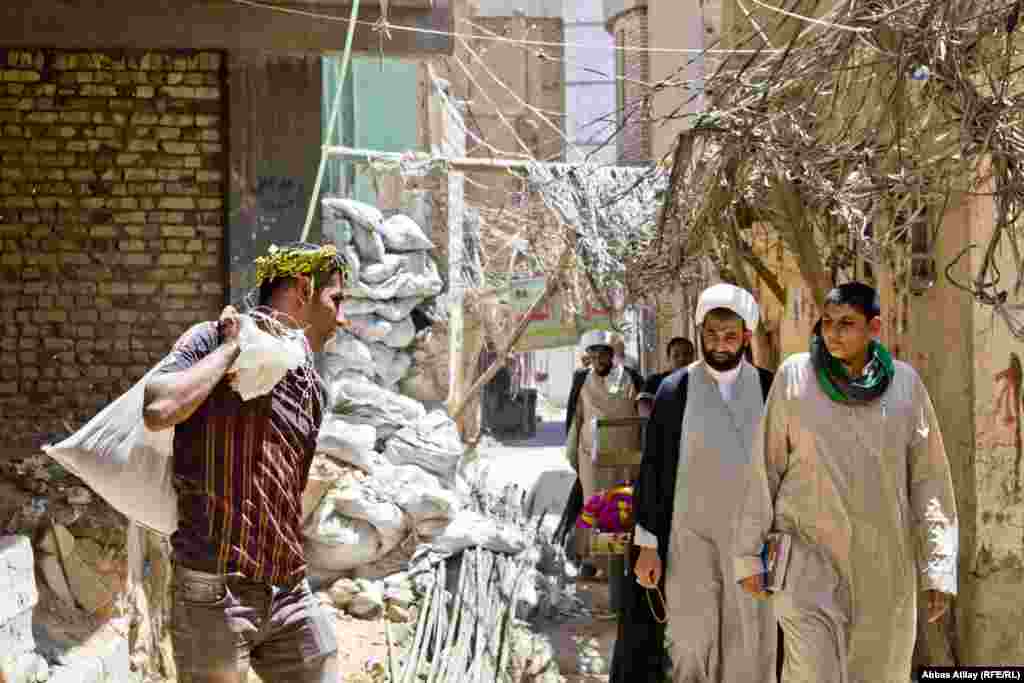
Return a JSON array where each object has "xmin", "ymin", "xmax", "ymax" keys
[
  {"xmin": 0, "ymin": 536, "xmax": 39, "ymax": 625},
  {"xmin": 44, "ymin": 626, "xmax": 131, "ymax": 683},
  {"xmin": 0, "ymin": 610, "xmax": 35, "ymax": 659},
  {"xmin": 0, "ymin": 651, "xmax": 49, "ymax": 683}
]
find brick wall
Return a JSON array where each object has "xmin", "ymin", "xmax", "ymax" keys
[
  {"xmin": 0, "ymin": 49, "xmax": 227, "ymax": 449},
  {"xmin": 610, "ymin": 8, "xmax": 650, "ymax": 164}
]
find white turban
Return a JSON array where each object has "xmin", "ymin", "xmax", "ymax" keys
[{"xmin": 695, "ymin": 283, "xmax": 760, "ymax": 330}]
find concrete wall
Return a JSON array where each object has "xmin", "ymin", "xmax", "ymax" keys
[
  {"xmin": 227, "ymin": 52, "xmax": 323, "ymax": 303},
  {"xmin": 0, "ymin": 49, "xmax": 227, "ymax": 448}
]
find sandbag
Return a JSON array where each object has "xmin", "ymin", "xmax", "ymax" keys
[
  {"xmin": 382, "ymin": 410, "xmax": 463, "ymax": 484},
  {"xmin": 231, "ymin": 315, "xmax": 307, "ymax": 401},
  {"xmin": 351, "ymin": 222, "xmax": 386, "ymax": 264},
  {"xmin": 323, "ymin": 197, "xmax": 384, "ymax": 232},
  {"xmin": 428, "ymin": 509, "xmax": 526, "ymax": 556},
  {"xmin": 43, "ymin": 366, "xmax": 177, "ymax": 537},
  {"xmin": 368, "ymin": 344, "xmax": 413, "ymax": 388},
  {"xmin": 345, "ymin": 297, "xmax": 423, "ymax": 323},
  {"xmin": 317, "ymin": 418, "xmax": 382, "ymax": 473},
  {"xmin": 347, "ymin": 314, "xmax": 392, "ymax": 344},
  {"xmin": 345, "ymin": 255, "xmax": 442, "ymax": 301},
  {"xmin": 330, "ymin": 372, "xmax": 427, "ymax": 438},
  {"xmin": 321, "ymin": 330, "xmax": 375, "ymax": 378},
  {"xmin": 379, "ymin": 214, "xmax": 433, "ymax": 252},
  {"xmin": 329, "ymin": 482, "xmax": 407, "ymax": 557},
  {"xmin": 360, "ymin": 254, "xmax": 404, "ymax": 285},
  {"xmin": 381, "ymin": 317, "xmax": 416, "ymax": 349},
  {"xmin": 375, "ymin": 464, "xmax": 458, "ymax": 537},
  {"xmin": 304, "ymin": 523, "xmax": 382, "ymax": 572}
]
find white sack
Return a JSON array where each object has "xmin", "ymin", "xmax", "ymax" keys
[
  {"xmin": 230, "ymin": 316, "xmax": 306, "ymax": 401},
  {"xmin": 344, "ymin": 297, "xmax": 423, "ymax": 323},
  {"xmin": 383, "ymin": 410, "xmax": 463, "ymax": 485},
  {"xmin": 43, "ymin": 367, "xmax": 177, "ymax": 537},
  {"xmin": 304, "ymin": 524, "xmax": 382, "ymax": 572},
  {"xmin": 317, "ymin": 418, "xmax": 382, "ymax": 472},
  {"xmin": 368, "ymin": 344, "xmax": 413, "ymax": 388},
  {"xmin": 379, "ymin": 214, "xmax": 434, "ymax": 252},
  {"xmin": 347, "ymin": 314, "xmax": 392, "ymax": 344},
  {"xmin": 381, "ymin": 317, "xmax": 416, "ymax": 349},
  {"xmin": 428, "ymin": 509, "xmax": 526, "ymax": 556},
  {"xmin": 329, "ymin": 483, "xmax": 407, "ymax": 557},
  {"xmin": 351, "ymin": 222, "xmax": 386, "ymax": 264},
  {"xmin": 322, "ymin": 197, "xmax": 384, "ymax": 232},
  {"xmin": 345, "ymin": 255, "xmax": 442, "ymax": 301},
  {"xmin": 322, "ymin": 330, "xmax": 375, "ymax": 378},
  {"xmin": 360, "ymin": 254, "xmax": 404, "ymax": 285},
  {"xmin": 330, "ymin": 372, "xmax": 427, "ymax": 438},
  {"xmin": 375, "ymin": 464, "xmax": 458, "ymax": 537}
]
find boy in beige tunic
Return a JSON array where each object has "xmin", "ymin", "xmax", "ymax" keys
[{"xmin": 735, "ymin": 282, "xmax": 958, "ymax": 683}]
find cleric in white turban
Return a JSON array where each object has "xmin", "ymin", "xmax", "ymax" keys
[{"xmin": 610, "ymin": 283, "xmax": 779, "ymax": 683}]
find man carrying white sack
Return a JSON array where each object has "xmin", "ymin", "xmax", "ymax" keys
[
  {"xmin": 735, "ymin": 282, "xmax": 958, "ymax": 683},
  {"xmin": 629, "ymin": 283, "xmax": 776, "ymax": 683},
  {"xmin": 143, "ymin": 242, "xmax": 348, "ymax": 683}
]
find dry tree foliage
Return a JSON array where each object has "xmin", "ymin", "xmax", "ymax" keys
[{"xmin": 649, "ymin": 0, "xmax": 1024, "ymax": 329}]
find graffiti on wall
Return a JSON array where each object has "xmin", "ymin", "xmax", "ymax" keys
[{"xmin": 978, "ymin": 352, "xmax": 1023, "ymax": 502}]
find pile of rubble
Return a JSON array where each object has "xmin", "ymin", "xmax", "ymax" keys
[
  {"xmin": 302, "ymin": 196, "xmax": 526, "ymax": 604},
  {"xmin": 321, "ymin": 193, "xmax": 443, "ymax": 399},
  {"xmin": 0, "ymin": 534, "xmax": 131, "ymax": 683}
]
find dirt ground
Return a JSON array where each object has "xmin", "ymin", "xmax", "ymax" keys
[{"xmin": 325, "ymin": 576, "xmax": 617, "ymax": 682}]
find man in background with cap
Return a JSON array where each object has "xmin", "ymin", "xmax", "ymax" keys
[
  {"xmin": 734, "ymin": 282, "xmax": 957, "ymax": 682},
  {"xmin": 561, "ymin": 329, "xmax": 643, "ymax": 576},
  {"xmin": 621, "ymin": 283, "xmax": 776, "ymax": 683}
]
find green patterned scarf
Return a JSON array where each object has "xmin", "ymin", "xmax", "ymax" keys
[{"xmin": 810, "ymin": 326, "xmax": 894, "ymax": 404}]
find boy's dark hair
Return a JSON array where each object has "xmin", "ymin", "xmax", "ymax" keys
[
  {"xmin": 257, "ymin": 242, "xmax": 348, "ymax": 307},
  {"xmin": 824, "ymin": 282, "xmax": 881, "ymax": 320},
  {"xmin": 666, "ymin": 336, "xmax": 694, "ymax": 355}
]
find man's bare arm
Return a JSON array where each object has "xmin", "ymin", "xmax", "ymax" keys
[{"xmin": 143, "ymin": 308, "xmax": 240, "ymax": 431}]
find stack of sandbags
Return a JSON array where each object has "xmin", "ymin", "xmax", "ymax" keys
[{"xmin": 322, "ymin": 197, "xmax": 441, "ymax": 392}]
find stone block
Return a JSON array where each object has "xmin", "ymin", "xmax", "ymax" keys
[
  {"xmin": 0, "ymin": 609, "xmax": 34, "ymax": 657},
  {"xmin": 0, "ymin": 651, "xmax": 49, "ymax": 683},
  {"xmin": 0, "ymin": 536, "xmax": 37, "ymax": 625}
]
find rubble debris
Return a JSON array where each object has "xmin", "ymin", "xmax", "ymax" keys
[{"xmin": 328, "ymin": 578, "xmax": 360, "ymax": 610}]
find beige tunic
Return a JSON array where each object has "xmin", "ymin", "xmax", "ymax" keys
[
  {"xmin": 565, "ymin": 365, "xmax": 640, "ymax": 501},
  {"xmin": 734, "ymin": 354, "xmax": 958, "ymax": 683}
]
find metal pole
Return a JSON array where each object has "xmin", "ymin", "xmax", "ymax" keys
[{"xmin": 299, "ymin": 0, "xmax": 361, "ymax": 242}]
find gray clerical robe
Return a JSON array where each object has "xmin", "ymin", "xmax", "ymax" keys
[
  {"xmin": 665, "ymin": 362, "xmax": 776, "ymax": 683},
  {"xmin": 734, "ymin": 354, "xmax": 958, "ymax": 683}
]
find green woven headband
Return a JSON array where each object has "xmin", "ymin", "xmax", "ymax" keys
[{"xmin": 254, "ymin": 244, "xmax": 349, "ymax": 289}]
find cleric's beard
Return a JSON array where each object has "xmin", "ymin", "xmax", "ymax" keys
[{"xmin": 701, "ymin": 339, "xmax": 747, "ymax": 372}]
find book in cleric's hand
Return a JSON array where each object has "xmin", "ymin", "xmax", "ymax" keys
[{"xmin": 761, "ymin": 532, "xmax": 793, "ymax": 593}]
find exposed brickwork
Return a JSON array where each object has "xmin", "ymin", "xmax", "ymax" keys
[
  {"xmin": 0, "ymin": 49, "xmax": 227, "ymax": 448},
  {"xmin": 609, "ymin": 8, "xmax": 651, "ymax": 164}
]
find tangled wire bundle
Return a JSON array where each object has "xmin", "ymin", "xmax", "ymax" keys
[{"xmin": 638, "ymin": 0, "xmax": 1024, "ymax": 328}]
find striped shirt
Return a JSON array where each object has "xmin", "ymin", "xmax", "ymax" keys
[{"xmin": 158, "ymin": 320, "xmax": 325, "ymax": 587}]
